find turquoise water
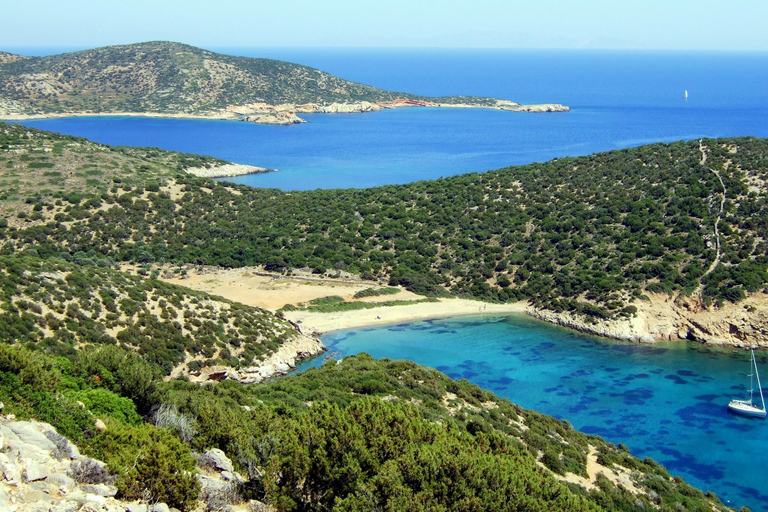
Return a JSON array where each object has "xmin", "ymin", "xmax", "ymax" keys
[
  {"xmin": 10, "ymin": 49, "xmax": 768, "ymax": 508},
  {"xmin": 304, "ymin": 315, "xmax": 768, "ymax": 511}
]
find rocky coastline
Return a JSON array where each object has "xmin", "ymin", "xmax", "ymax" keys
[
  {"xmin": 186, "ymin": 333, "xmax": 326, "ymax": 385},
  {"xmin": 184, "ymin": 163, "xmax": 275, "ymax": 178},
  {"xmin": 0, "ymin": 98, "xmax": 570, "ymax": 124},
  {"xmin": 527, "ymin": 292, "xmax": 768, "ymax": 348},
  {"xmin": 225, "ymin": 98, "xmax": 570, "ymax": 124}
]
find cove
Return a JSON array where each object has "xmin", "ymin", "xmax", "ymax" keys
[{"xmin": 304, "ymin": 314, "xmax": 768, "ymax": 511}]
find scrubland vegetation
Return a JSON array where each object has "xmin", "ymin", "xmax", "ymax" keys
[{"xmin": 0, "ymin": 122, "xmax": 760, "ymax": 509}]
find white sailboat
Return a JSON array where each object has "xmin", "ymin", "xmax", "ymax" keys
[
  {"xmin": 685, "ymin": 90, "xmax": 688, "ymax": 99},
  {"xmin": 727, "ymin": 349, "xmax": 766, "ymax": 418}
]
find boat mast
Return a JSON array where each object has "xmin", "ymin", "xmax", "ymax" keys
[{"xmin": 753, "ymin": 349, "xmax": 766, "ymax": 411}]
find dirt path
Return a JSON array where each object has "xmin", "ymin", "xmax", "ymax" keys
[{"xmin": 696, "ymin": 140, "xmax": 727, "ymax": 294}]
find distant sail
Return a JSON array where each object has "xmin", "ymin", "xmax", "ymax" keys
[{"xmin": 685, "ymin": 90, "xmax": 688, "ymax": 99}]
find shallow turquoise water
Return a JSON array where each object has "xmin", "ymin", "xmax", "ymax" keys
[{"xmin": 303, "ymin": 315, "xmax": 768, "ymax": 511}]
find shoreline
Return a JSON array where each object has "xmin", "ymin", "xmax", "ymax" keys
[
  {"xmin": 153, "ymin": 264, "xmax": 768, "ymax": 348},
  {"xmin": 283, "ymin": 298, "xmax": 529, "ymax": 336},
  {"xmin": 185, "ymin": 163, "xmax": 276, "ymax": 179},
  {"xmin": 0, "ymin": 99, "xmax": 569, "ymax": 123}
]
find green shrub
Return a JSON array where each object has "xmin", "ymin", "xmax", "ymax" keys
[
  {"xmin": 93, "ymin": 422, "xmax": 200, "ymax": 511},
  {"xmin": 66, "ymin": 388, "xmax": 141, "ymax": 425}
]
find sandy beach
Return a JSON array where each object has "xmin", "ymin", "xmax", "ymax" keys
[
  {"xmin": 149, "ymin": 264, "xmax": 528, "ymax": 335},
  {"xmin": 283, "ymin": 298, "xmax": 528, "ymax": 335}
]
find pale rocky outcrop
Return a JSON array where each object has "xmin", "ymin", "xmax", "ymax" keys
[
  {"xmin": 527, "ymin": 308, "xmax": 655, "ymax": 344},
  {"xmin": 0, "ymin": 97, "xmax": 37, "ymax": 118},
  {"xmin": 528, "ymin": 292, "xmax": 768, "ymax": 347},
  {"xmin": 188, "ymin": 333, "xmax": 325, "ymax": 384},
  {"xmin": 184, "ymin": 163, "xmax": 274, "ymax": 178},
  {"xmin": 239, "ymin": 112, "xmax": 307, "ymax": 125},
  {"xmin": 0, "ymin": 416, "xmax": 271, "ymax": 512},
  {"xmin": 223, "ymin": 97, "xmax": 570, "ymax": 122}
]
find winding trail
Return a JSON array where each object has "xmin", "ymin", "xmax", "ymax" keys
[{"xmin": 696, "ymin": 140, "xmax": 727, "ymax": 293}]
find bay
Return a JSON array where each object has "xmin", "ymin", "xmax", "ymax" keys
[
  {"xmin": 15, "ymin": 50, "xmax": 768, "ymax": 190},
  {"xmin": 9, "ymin": 49, "xmax": 768, "ymax": 509},
  {"xmin": 307, "ymin": 315, "xmax": 768, "ymax": 511}
]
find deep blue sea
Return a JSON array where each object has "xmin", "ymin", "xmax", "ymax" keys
[
  {"xmin": 9, "ymin": 48, "xmax": 768, "ymax": 510},
  {"xmin": 15, "ymin": 49, "xmax": 768, "ymax": 190}
]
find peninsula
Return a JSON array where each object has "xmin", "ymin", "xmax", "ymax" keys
[
  {"xmin": 2, "ymin": 122, "xmax": 766, "ymax": 348},
  {"xmin": 0, "ymin": 42, "xmax": 568, "ymax": 123}
]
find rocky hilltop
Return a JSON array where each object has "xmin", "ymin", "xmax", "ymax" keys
[{"xmin": 0, "ymin": 41, "xmax": 568, "ymax": 121}]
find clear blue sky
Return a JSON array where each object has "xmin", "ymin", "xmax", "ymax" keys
[{"xmin": 3, "ymin": 0, "xmax": 767, "ymax": 52}]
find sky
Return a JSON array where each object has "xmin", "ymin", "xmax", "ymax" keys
[{"xmin": 2, "ymin": 0, "xmax": 767, "ymax": 52}]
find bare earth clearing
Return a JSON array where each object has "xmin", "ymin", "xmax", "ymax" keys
[{"xmin": 145, "ymin": 265, "xmax": 526, "ymax": 334}]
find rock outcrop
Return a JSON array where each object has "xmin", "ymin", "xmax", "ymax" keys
[
  {"xmin": 187, "ymin": 333, "xmax": 326, "ymax": 384},
  {"xmin": 0, "ymin": 417, "xmax": 124, "ymax": 512},
  {"xmin": 184, "ymin": 163, "xmax": 274, "ymax": 178},
  {"xmin": 239, "ymin": 112, "xmax": 307, "ymax": 125},
  {"xmin": 224, "ymin": 97, "xmax": 570, "ymax": 123},
  {"xmin": 0, "ymin": 417, "xmax": 276, "ymax": 512},
  {"xmin": 527, "ymin": 308, "xmax": 656, "ymax": 344},
  {"xmin": 528, "ymin": 292, "xmax": 768, "ymax": 347}
]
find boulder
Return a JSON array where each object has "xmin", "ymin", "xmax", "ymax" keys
[
  {"xmin": 198, "ymin": 474, "xmax": 229, "ymax": 493},
  {"xmin": 82, "ymin": 483, "xmax": 118, "ymax": 497},
  {"xmin": 203, "ymin": 448, "xmax": 234, "ymax": 473},
  {"xmin": 50, "ymin": 501, "xmax": 81, "ymax": 512},
  {"xmin": 45, "ymin": 472, "xmax": 77, "ymax": 492}
]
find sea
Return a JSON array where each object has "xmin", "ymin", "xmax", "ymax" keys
[{"xmin": 11, "ymin": 48, "xmax": 768, "ymax": 510}]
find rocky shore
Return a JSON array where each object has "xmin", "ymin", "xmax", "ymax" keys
[
  {"xmin": 186, "ymin": 332, "xmax": 326, "ymax": 384},
  {"xmin": 1, "ymin": 97, "xmax": 569, "ymax": 124},
  {"xmin": 527, "ymin": 292, "xmax": 768, "ymax": 348},
  {"xmin": 225, "ymin": 98, "xmax": 570, "ymax": 124},
  {"xmin": 184, "ymin": 163, "xmax": 275, "ymax": 178}
]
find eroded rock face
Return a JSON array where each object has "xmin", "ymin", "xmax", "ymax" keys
[
  {"xmin": 528, "ymin": 292, "xmax": 768, "ymax": 347},
  {"xmin": 0, "ymin": 415, "xmax": 271, "ymax": 511}
]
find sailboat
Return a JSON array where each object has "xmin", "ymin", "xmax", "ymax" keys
[
  {"xmin": 727, "ymin": 349, "xmax": 766, "ymax": 418},
  {"xmin": 685, "ymin": 90, "xmax": 688, "ymax": 99}
]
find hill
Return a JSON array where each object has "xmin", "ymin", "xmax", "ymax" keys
[
  {"xmin": 2, "ymin": 122, "xmax": 767, "ymax": 344},
  {"xmin": 0, "ymin": 41, "xmax": 567, "ymax": 119},
  {"xmin": 0, "ymin": 345, "xmax": 733, "ymax": 511},
  {"xmin": 0, "ymin": 123, "xmax": 748, "ymax": 510}
]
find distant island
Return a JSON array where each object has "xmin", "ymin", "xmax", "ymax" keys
[{"xmin": 0, "ymin": 41, "xmax": 568, "ymax": 123}]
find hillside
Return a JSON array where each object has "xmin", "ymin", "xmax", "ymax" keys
[
  {"xmin": 2, "ymin": 122, "xmax": 767, "ymax": 344},
  {"xmin": 0, "ymin": 41, "xmax": 567, "ymax": 119},
  {"xmin": 0, "ymin": 345, "xmax": 733, "ymax": 511},
  {"xmin": 0, "ymin": 255, "xmax": 322, "ymax": 380}
]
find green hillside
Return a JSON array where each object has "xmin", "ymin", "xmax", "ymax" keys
[
  {"xmin": 1, "ymin": 344, "xmax": 732, "ymax": 511},
  {"xmin": 0, "ymin": 41, "xmax": 508, "ymax": 115},
  {"xmin": 0, "ymin": 122, "xmax": 748, "ymax": 509},
  {"xmin": 3, "ymin": 122, "xmax": 767, "ymax": 319},
  {"xmin": 0, "ymin": 255, "xmax": 301, "ymax": 375}
]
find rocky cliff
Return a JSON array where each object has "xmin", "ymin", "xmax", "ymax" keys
[
  {"xmin": 529, "ymin": 291, "xmax": 768, "ymax": 348},
  {"xmin": 185, "ymin": 332, "xmax": 326, "ymax": 384}
]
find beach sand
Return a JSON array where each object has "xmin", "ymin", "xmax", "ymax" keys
[
  {"xmin": 147, "ymin": 265, "xmax": 528, "ymax": 335},
  {"xmin": 283, "ymin": 298, "xmax": 528, "ymax": 335}
]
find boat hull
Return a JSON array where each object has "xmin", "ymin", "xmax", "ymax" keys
[{"xmin": 728, "ymin": 400, "xmax": 767, "ymax": 418}]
